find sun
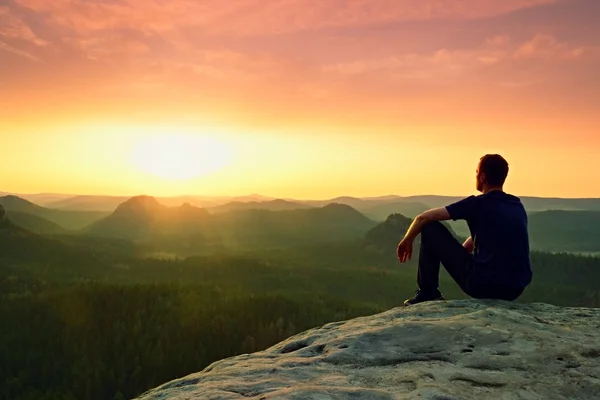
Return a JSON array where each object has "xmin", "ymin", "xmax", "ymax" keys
[{"xmin": 132, "ymin": 133, "xmax": 232, "ymax": 180}]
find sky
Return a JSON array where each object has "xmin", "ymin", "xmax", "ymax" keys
[{"xmin": 1, "ymin": 0, "xmax": 599, "ymax": 199}]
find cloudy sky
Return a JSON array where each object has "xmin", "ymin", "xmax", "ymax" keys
[{"xmin": 1, "ymin": 0, "xmax": 599, "ymax": 198}]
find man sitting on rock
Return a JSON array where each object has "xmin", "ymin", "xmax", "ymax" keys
[{"xmin": 397, "ymin": 154, "xmax": 532, "ymax": 306}]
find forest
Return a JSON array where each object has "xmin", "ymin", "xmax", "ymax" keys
[
  {"xmin": 1, "ymin": 231, "xmax": 599, "ymax": 399},
  {"xmin": 1, "ymin": 198, "xmax": 600, "ymax": 400}
]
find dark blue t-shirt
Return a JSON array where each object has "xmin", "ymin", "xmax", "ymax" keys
[{"xmin": 446, "ymin": 191, "xmax": 532, "ymax": 289}]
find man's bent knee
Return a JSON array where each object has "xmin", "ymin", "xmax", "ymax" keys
[
  {"xmin": 421, "ymin": 221, "xmax": 446, "ymax": 239},
  {"xmin": 422, "ymin": 221, "xmax": 444, "ymax": 233}
]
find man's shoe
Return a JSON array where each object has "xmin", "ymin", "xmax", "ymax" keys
[{"xmin": 404, "ymin": 289, "xmax": 445, "ymax": 307}]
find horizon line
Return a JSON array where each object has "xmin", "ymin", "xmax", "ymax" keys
[{"xmin": 2, "ymin": 190, "xmax": 600, "ymax": 202}]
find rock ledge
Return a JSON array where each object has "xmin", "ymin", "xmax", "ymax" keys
[{"xmin": 136, "ymin": 300, "xmax": 600, "ymax": 400}]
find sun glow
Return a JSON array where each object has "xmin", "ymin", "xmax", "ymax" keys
[{"xmin": 132, "ymin": 133, "xmax": 232, "ymax": 180}]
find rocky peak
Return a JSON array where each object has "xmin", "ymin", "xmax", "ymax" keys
[
  {"xmin": 135, "ymin": 300, "xmax": 600, "ymax": 400},
  {"xmin": 114, "ymin": 195, "xmax": 164, "ymax": 215},
  {"xmin": 364, "ymin": 213, "xmax": 414, "ymax": 250}
]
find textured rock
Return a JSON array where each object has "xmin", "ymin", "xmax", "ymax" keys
[{"xmin": 136, "ymin": 300, "xmax": 600, "ymax": 400}]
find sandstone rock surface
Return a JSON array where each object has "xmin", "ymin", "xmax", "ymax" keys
[{"xmin": 136, "ymin": 300, "xmax": 600, "ymax": 400}]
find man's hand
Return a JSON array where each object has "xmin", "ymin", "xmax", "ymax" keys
[
  {"xmin": 397, "ymin": 207, "xmax": 451, "ymax": 264},
  {"xmin": 463, "ymin": 236, "xmax": 474, "ymax": 253},
  {"xmin": 397, "ymin": 238, "xmax": 413, "ymax": 263}
]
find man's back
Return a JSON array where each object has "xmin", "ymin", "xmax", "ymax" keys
[{"xmin": 447, "ymin": 191, "xmax": 532, "ymax": 289}]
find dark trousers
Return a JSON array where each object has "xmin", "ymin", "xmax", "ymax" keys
[{"xmin": 417, "ymin": 222, "xmax": 523, "ymax": 301}]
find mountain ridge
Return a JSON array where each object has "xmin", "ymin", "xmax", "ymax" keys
[
  {"xmin": 0, "ymin": 195, "xmax": 109, "ymax": 230},
  {"xmin": 6, "ymin": 191, "xmax": 600, "ymax": 211},
  {"xmin": 85, "ymin": 196, "xmax": 378, "ymax": 249}
]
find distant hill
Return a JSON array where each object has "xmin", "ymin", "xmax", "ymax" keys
[
  {"xmin": 363, "ymin": 213, "xmax": 459, "ymax": 254},
  {"xmin": 0, "ymin": 207, "xmax": 134, "ymax": 267},
  {"xmin": 303, "ymin": 196, "xmax": 372, "ymax": 209},
  {"xmin": 0, "ymin": 205, "xmax": 26, "ymax": 235},
  {"xmin": 11, "ymin": 191, "xmax": 600, "ymax": 214},
  {"xmin": 214, "ymin": 203, "xmax": 378, "ymax": 248},
  {"xmin": 0, "ymin": 196, "xmax": 109, "ymax": 230},
  {"xmin": 86, "ymin": 197, "xmax": 377, "ymax": 250},
  {"xmin": 44, "ymin": 194, "xmax": 281, "ymax": 211},
  {"xmin": 5, "ymin": 211, "xmax": 68, "ymax": 235},
  {"xmin": 17, "ymin": 193, "xmax": 75, "ymax": 207},
  {"xmin": 208, "ymin": 199, "xmax": 313, "ymax": 214},
  {"xmin": 46, "ymin": 195, "xmax": 131, "ymax": 212},
  {"xmin": 0, "ymin": 195, "xmax": 48, "ymax": 214},
  {"xmin": 399, "ymin": 195, "xmax": 463, "ymax": 209},
  {"xmin": 364, "ymin": 214, "xmax": 414, "ymax": 253},
  {"xmin": 361, "ymin": 201, "xmax": 429, "ymax": 220},
  {"xmin": 85, "ymin": 196, "xmax": 213, "ymax": 240},
  {"xmin": 528, "ymin": 210, "xmax": 600, "ymax": 252}
]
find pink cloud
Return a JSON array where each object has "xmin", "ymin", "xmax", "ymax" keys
[
  {"xmin": 0, "ymin": 0, "xmax": 564, "ymax": 69},
  {"xmin": 0, "ymin": 39, "xmax": 41, "ymax": 61},
  {"xmin": 320, "ymin": 32, "xmax": 599, "ymax": 88},
  {"xmin": 0, "ymin": 6, "xmax": 47, "ymax": 46},
  {"xmin": 487, "ymin": 35, "xmax": 511, "ymax": 46},
  {"xmin": 322, "ymin": 46, "xmax": 505, "ymax": 79},
  {"xmin": 13, "ymin": 0, "xmax": 558, "ymax": 37},
  {"xmin": 514, "ymin": 34, "xmax": 589, "ymax": 60},
  {"xmin": 2, "ymin": 0, "xmax": 597, "ymax": 107}
]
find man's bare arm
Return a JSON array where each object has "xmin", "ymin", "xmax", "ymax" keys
[
  {"xmin": 397, "ymin": 207, "xmax": 453, "ymax": 262},
  {"xmin": 402, "ymin": 207, "xmax": 452, "ymax": 242}
]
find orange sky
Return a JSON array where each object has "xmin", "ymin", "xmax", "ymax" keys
[{"xmin": 1, "ymin": 0, "xmax": 599, "ymax": 199}]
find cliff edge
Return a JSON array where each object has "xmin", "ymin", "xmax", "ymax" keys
[{"xmin": 135, "ymin": 300, "xmax": 600, "ymax": 400}]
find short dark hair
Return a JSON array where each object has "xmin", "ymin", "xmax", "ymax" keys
[{"xmin": 479, "ymin": 154, "xmax": 509, "ymax": 186}]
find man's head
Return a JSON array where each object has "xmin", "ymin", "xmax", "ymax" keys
[{"xmin": 476, "ymin": 154, "xmax": 509, "ymax": 192}]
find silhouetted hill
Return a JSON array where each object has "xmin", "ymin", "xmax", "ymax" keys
[
  {"xmin": 364, "ymin": 214, "xmax": 414, "ymax": 252},
  {"xmin": 209, "ymin": 203, "xmax": 378, "ymax": 249},
  {"xmin": 5, "ymin": 211, "xmax": 68, "ymax": 235},
  {"xmin": 303, "ymin": 196, "xmax": 369, "ymax": 209},
  {"xmin": 86, "ymin": 196, "xmax": 212, "ymax": 240},
  {"xmin": 208, "ymin": 199, "xmax": 313, "ymax": 214},
  {"xmin": 361, "ymin": 201, "xmax": 429, "ymax": 220},
  {"xmin": 0, "ymin": 205, "xmax": 26, "ymax": 235},
  {"xmin": 12, "ymin": 192, "xmax": 74, "ymax": 207},
  {"xmin": 303, "ymin": 197, "xmax": 431, "ymax": 220},
  {"xmin": 47, "ymin": 195, "xmax": 131, "ymax": 212},
  {"xmin": 0, "ymin": 195, "xmax": 46, "ymax": 214},
  {"xmin": 398, "ymin": 195, "xmax": 463, "ymax": 209},
  {"xmin": 0, "ymin": 195, "xmax": 109, "ymax": 230},
  {"xmin": 44, "ymin": 194, "xmax": 283, "ymax": 211},
  {"xmin": 85, "ymin": 198, "xmax": 376, "ymax": 251},
  {"xmin": 326, "ymin": 196, "xmax": 365, "ymax": 208},
  {"xmin": 528, "ymin": 210, "xmax": 600, "ymax": 252},
  {"xmin": 113, "ymin": 195, "xmax": 164, "ymax": 216},
  {"xmin": 362, "ymin": 214, "xmax": 459, "ymax": 254}
]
